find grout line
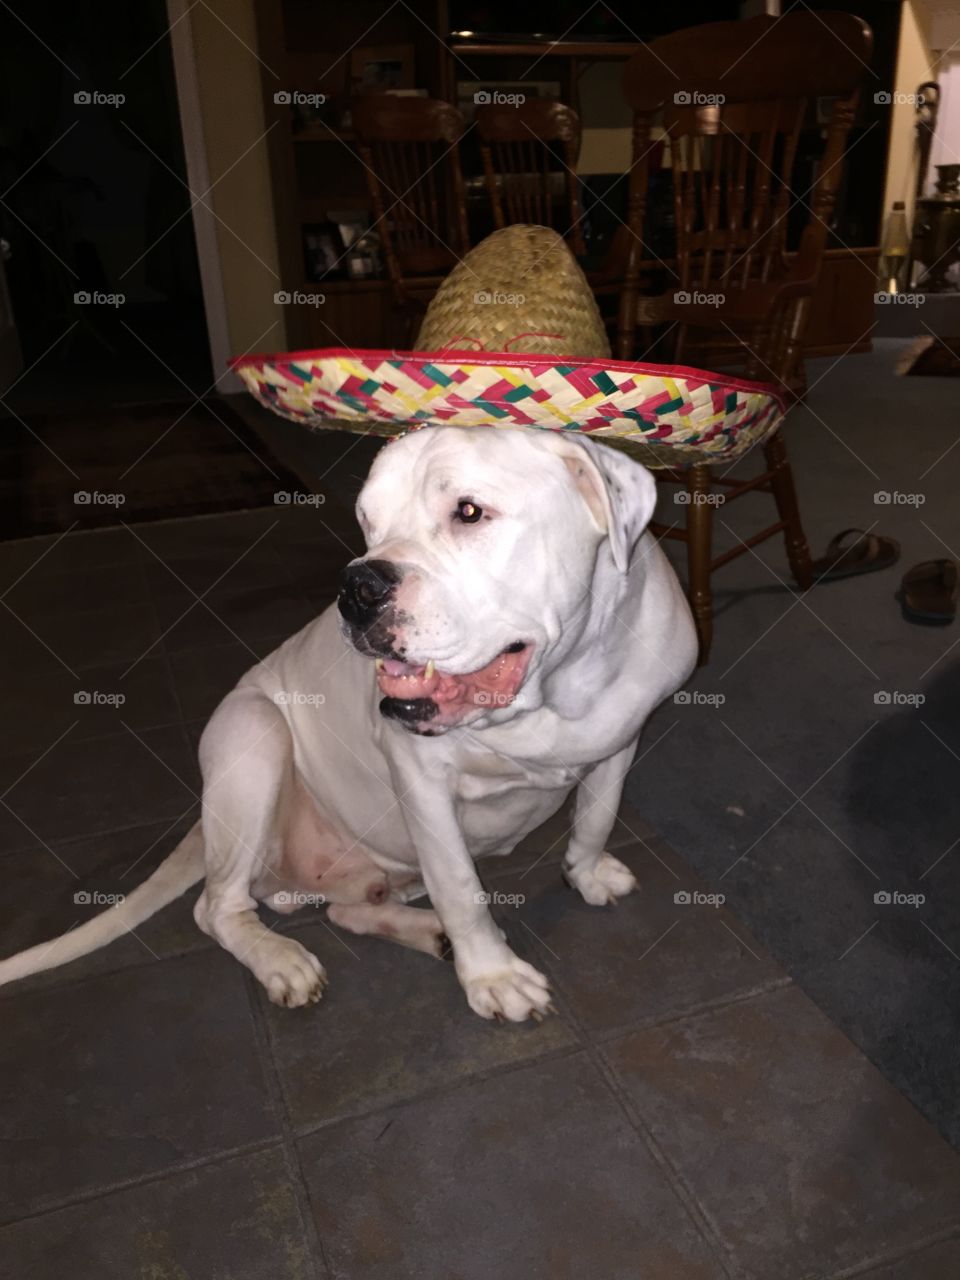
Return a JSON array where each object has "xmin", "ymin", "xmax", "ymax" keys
[
  {"xmin": 821, "ymin": 1222, "xmax": 960, "ymax": 1279},
  {"xmin": 507, "ymin": 923, "xmax": 746, "ymax": 1279},
  {"xmin": 0, "ymin": 715, "xmax": 189, "ymax": 763},
  {"xmin": 0, "ymin": 1135, "xmax": 284, "ymax": 1231},
  {"xmin": 589, "ymin": 976, "xmax": 795, "ymax": 1045},
  {"xmin": 0, "ymin": 808, "xmax": 200, "ymax": 866},
  {"xmin": 288, "ymin": 1040, "xmax": 587, "ymax": 1144},
  {"xmin": 241, "ymin": 969, "xmax": 333, "ymax": 1280},
  {"xmin": 583, "ymin": 1039, "xmax": 746, "ymax": 1279},
  {"xmin": 0, "ymin": 931, "xmax": 212, "ymax": 1004}
]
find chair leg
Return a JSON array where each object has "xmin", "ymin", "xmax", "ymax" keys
[
  {"xmin": 686, "ymin": 464, "xmax": 714, "ymax": 664},
  {"xmin": 763, "ymin": 431, "xmax": 813, "ymax": 590}
]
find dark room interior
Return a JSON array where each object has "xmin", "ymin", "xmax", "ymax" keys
[{"xmin": 1, "ymin": 2, "xmax": 959, "ymax": 1277}]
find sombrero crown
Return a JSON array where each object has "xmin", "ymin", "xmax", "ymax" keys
[{"xmin": 415, "ymin": 224, "xmax": 610, "ymax": 358}]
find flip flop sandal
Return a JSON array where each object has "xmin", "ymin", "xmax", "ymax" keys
[
  {"xmin": 810, "ymin": 528, "xmax": 901, "ymax": 583},
  {"xmin": 898, "ymin": 559, "xmax": 959, "ymax": 624}
]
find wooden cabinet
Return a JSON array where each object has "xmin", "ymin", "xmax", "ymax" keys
[{"xmin": 803, "ymin": 248, "xmax": 881, "ymax": 357}]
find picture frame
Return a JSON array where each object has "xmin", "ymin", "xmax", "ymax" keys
[
  {"xmin": 349, "ymin": 44, "xmax": 415, "ymax": 95},
  {"xmin": 303, "ymin": 222, "xmax": 346, "ymax": 281}
]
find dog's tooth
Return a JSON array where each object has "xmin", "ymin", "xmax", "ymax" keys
[
  {"xmin": 425, "ymin": 659, "xmax": 435, "ymax": 679},
  {"xmin": 375, "ymin": 658, "xmax": 384, "ymax": 670}
]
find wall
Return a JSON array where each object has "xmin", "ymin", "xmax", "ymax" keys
[
  {"xmin": 168, "ymin": 0, "xmax": 286, "ymax": 390},
  {"xmin": 880, "ymin": 1, "xmax": 937, "ymax": 226}
]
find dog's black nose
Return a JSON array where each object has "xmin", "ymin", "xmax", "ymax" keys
[{"xmin": 338, "ymin": 559, "xmax": 399, "ymax": 627}]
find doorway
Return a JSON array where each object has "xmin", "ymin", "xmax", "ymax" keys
[{"xmin": 0, "ymin": 0, "xmax": 211, "ymax": 411}]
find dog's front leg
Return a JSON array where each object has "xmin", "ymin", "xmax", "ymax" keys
[
  {"xmin": 391, "ymin": 755, "xmax": 553, "ymax": 1023},
  {"xmin": 562, "ymin": 740, "xmax": 640, "ymax": 906},
  {"xmin": 195, "ymin": 687, "xmax": 327, "ymax": 1008}
]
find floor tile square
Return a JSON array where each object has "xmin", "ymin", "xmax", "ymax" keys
[
  {"xmin": 604, "ymin": 985, "xmax": 960, "ymax": 1279},
  {"xmin": 3, "ymin": 559, "xmax": 150, "ymax": 618},
  {"xmin": 0, "ymin": 949, "xmax": 278, "ymax": 1219},
  {"xmin": 0, "ymin": 724, "xmax": 198, "ymax": 854},
  {"xmin": 0, "ymin": 594, "xmax": 161, "ymax": 670},
  {"xmin": 0, "ymin": 527, "xmax": 139, "ymax": 593},
  {"xmin": 492, "ymin": 835, "xmax": 783, "ymax": 1035},
  {"xmin": 0, "ymin": 1146, "xmax": 310, "ymax": 1278},
  {"xmin": 266, "ymin": 918, "xmax": 576, "ymax": 1130},
  {"xmin": 0, "ymin": 652, "xmax": 179, "ymax": 753},
  {"xmin": 297, "ymin": 1051, "xmax": 725, "ymax": 1279}
]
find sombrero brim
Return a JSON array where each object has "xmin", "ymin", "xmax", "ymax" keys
[{"xmin": 230, "ymin": 346, "xmax": 788, "ymax": 463}]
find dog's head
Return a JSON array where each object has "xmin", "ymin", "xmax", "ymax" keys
[{"xmin": 338, "ymin": 426, "xmax": 656, "ymax": 734}]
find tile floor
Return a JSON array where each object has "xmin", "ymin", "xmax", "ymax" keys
[{"xmin": 1, "ymin": 433, "xmax": 959, "ymax": 1278}]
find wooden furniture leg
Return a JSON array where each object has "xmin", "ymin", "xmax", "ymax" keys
[
  {"xmin": 763, "ymin": 431, "xmax": 813, "ymax": 590},
  {"xmin": 686, "ymin": 463, "xmax": 714, "ymax": 664}
]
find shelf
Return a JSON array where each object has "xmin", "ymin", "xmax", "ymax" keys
[
  {"xmin": 301, "ymin": 278, "xmax": 389, "ymax": 294},
  {"xmin": 449, "ymin": 40, "xmax": 640, "ymax": 58}
]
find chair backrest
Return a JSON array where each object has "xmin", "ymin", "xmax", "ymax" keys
[
  {"xmin": 475, "ymin": 100, "xmax": 585, "ymax": 255},
  {"xmin": 620, "ymin": 12, "xmax": 872, "ymax": 373},
  {"xmin": 352, "ymin": 96, "xmax": 470, "ymax": 301}
]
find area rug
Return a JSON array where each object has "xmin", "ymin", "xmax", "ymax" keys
[
  {"xmin": 0, "ymin": 398, "xmax": 308, "ymax": 539},
  {"xmin": 895, "ymin": 334, "xmax": 960, "ymax": 377}
]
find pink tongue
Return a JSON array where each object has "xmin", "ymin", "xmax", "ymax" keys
[
  {"xmin": 382, "ymin": 658, "xmax": 422, "ymax": 677},
  {"xmin": 375, "ymin": 645, "xmax": 531, "ymax": 714}
]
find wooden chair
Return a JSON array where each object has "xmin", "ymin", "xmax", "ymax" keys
[
  {"xmin": 475, "ymin": 99, "xmax": 587, "ymax": 255},
  {"xmin": 352, "ymin": 96, "xmax": 470, "ymax": 325},
  {"xmin": 618, "ymin": 12, "xmax": 872, "ymax": 661}
]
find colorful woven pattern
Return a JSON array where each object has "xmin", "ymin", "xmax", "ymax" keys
[{"xmin": 230, "ymin": 347, "xmax": 787, "ymax": 463}]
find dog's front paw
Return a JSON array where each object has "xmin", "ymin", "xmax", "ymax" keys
[
  {"xmin": 564, "ymin": 851, "xmax": 637, "ymax": 906},
  {"xmin": 257, "ymin": 937, "xmax": 328, "ymax": 1008},
  {"xmin": 460, "ymin": 954, "xmax": 554, "ymax": 1023}
]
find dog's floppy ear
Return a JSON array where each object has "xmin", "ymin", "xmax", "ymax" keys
[{"xmin": 543, "ymin": 433, "xmax": 657, "ymax": 573}]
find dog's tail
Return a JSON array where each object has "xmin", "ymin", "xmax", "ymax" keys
[{"xmin": 0, "ymin": 823, "xmax": 205, "ymax": 989}]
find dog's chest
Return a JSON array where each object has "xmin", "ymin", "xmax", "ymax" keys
[{"xmin": 455, "ymin": 750, "xmax": 582, "ymax": 801}]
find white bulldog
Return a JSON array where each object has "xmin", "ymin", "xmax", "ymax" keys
[{"xmin": 0, "ymin": 426, "xmax": 697, "ymax": 1022}]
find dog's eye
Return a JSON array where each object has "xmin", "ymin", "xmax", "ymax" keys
[{"xmin": 454, "ymin": 499, "xmax": 483, "ymax": 524}]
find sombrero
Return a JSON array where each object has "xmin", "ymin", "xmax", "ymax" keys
[{"xmin": 231, "ymin": 225, "xmax": 787, "ymax": 467}]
